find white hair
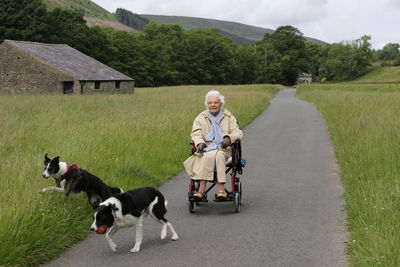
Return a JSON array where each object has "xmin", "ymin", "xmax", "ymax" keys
[{"xmin": 204, "ymin": 90, "xmax": 225, "ymax": 107}]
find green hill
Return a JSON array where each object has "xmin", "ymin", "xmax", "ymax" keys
[
  {"xmin": 141, "ymin": 14, "xmax": 327, "ymax": 45},
  {"xmin": 42, "ymin": 0, "xmax": 327, "ymax": 45},
  {"xmin": 352, "ymin": 62, "xmax": 400, "ymax": 83},
  {"xmin": 42, "ymin": 0, "xmax": 115, "ymax": 21}
]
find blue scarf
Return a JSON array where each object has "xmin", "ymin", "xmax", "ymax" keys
[{"xmin": 203, "ymin": 110, "xmax": 223, "ymax": 152}]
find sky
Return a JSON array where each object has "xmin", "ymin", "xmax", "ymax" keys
[{"xmin": 91, "ymin": 0, "xmax": 400, "ymax": 49}]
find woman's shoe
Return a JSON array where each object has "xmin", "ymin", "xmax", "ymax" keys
[
  {"xmin": 193, "ymin": 191, "xmax": 205, "ymax": 201},
  {"xmin": 216, "ymin": 190, "xmax": 228, "ymax": 200}
]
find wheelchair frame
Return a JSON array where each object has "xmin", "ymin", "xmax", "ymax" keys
[{"xmin": 187, "ymin": 140, "xmax": 243, "ymax": 213}]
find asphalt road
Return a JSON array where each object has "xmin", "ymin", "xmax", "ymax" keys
[{"xmin": 45, "ymin": 88, "xmax": 348, "ymax": 267}]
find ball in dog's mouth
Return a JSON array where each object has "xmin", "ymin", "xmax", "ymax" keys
[{"xmin": 95, "ymin": 226, "xmax": 107, "ymax": 235}]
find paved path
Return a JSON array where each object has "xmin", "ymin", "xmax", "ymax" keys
[{"xmin": 45, "ymin": 89, "xmax": 347, "ymax": 267}]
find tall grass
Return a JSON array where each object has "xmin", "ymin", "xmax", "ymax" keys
[
  {"xmin": 297, "ymin": 84, "xmax": 400, "ymax": 266},
  {"xmin": 0, "ymin": 84, "xmax": 281, "ymax": 266}
]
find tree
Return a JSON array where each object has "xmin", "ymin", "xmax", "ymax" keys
[
  {"xmin": 318, "ymin": 35, "xmax": 373, "ymax": 81},
  {"xmin": 0, "ymin": 0, "xmax": 47, "ymax": 42},
  {"xmin": 100, "ymin": 28, "xmax": 152, "ymax": 87},
  {"xmin": 179, "ymin": 28, "xmax": 238, "ymax": 85},
  {"xmin": 142, "ymin": 22, "xmax": 185, "ymax": 86},
  {"xmin": 235, "ymin": 44, "xmax": 258, "ymax": 84},
  {"xmin": 304, "ymin": 42, "xmax": 323, "ymax": 79},
  {"xmin": 115, "ymin": 8, "xmax": 149, "ymax": 30},
  {"xmin": 255, "ymin": 25, "xmax": 308, "ymax": 85},
  {"xmin": 376, "ymin": 43, "xmax": 400, "ymax": 60}
]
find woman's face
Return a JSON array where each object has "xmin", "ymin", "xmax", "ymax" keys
[{"xmin": 207, "ymin": 95, "xmax": 222, "ymax": 115}]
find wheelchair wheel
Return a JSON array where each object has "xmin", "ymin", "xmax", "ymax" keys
[
  {"xmin": 234, "ymin": 192, "xmax": 241, "ymax": 213},
  {"xmin": 238, "ymin": 181, "xmax": 242, "ymax": 204},
  {"xmin": 188, "ymin": 201, "xmax": 195, "ymax": 213}
]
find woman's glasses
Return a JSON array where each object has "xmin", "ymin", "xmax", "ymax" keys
[{"xmin": 207, "ymin": 101, "xmax": 221, "ymax": 105}]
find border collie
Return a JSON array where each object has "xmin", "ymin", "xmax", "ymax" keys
[
  {"xmin": 41, "ymin": 154, "xmax": 123, "ymax": 209},
  {"xmin": 90, "ymin": 187, "xmax": 178, "ymax": 253}
]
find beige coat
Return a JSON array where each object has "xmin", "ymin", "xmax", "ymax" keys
[{"xmin": 183, "ymin": 109, "xmax": 243, "ymax": 182}]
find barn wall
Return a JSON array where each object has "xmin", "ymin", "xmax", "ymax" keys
[
  {"xmin": 79, "ymin": 80, "xmax": 134, "ymax": 94},
  {"xmin": 0, "ymin": 42, "xmax": 73, "ymax": 94}
]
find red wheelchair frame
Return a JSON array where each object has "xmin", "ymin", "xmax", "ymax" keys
[{"xmin": 187, "ymin": 140, "xmax": 244, "ymax": 213}]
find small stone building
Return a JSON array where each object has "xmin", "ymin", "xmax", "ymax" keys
[
  {"xmin": 0, "ymin": 40, "xmax": 134, "ymax": 94},
  {"xmin": 297, "ymin": 72, "xmax": 313, "ymax": 83}
]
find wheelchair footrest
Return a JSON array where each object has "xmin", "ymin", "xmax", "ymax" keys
[
  {"xmin": 188, "ymin": 192, "xmax": 208, "ymax": 202},
  {"xmin": 213, "ymin": 192, "xmax": 235, "ymax": 202}
]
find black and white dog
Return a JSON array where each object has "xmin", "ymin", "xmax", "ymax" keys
[
  {"xmin": 90, "ymin": 187, "xmax": 178, "ymax": 253},
  {"xmin": 41, "ymin": 154, "xmax": 123, "ymax": 209}
]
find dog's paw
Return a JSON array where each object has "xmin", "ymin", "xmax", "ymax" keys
[
  {"xmin": 109, "ymin": 242, "xmax": 117, "ymax": 252},
  {"xmin": 172, "ymin": 234, "xmax": 179, "ymax": 241},
  {"xmin": 160, "ymin": 229, "xmax": 167, "ymax": 240},
  {"xmin": 39, "ymin": 188, "xmax": 47, "ymax": 193},
  {"xmin": 130, "ymin": 246, "xmax": 140, "ymax": 253}
]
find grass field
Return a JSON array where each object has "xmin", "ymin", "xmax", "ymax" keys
[
  {"xmin": 0, "ymin": 84, "xmax": 281, "ymax": 266},
  {"xmin": 351, "ymin": 64, "xmax": 400, "ymax": 83},
  {"xmin": 297, "ymin": 83, "xmax": 400, "ymax": 266}
]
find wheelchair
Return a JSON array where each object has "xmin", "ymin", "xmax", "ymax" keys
[{"xmin": 187, "ymin": 140, "xmax": 246, "ymax": 213}]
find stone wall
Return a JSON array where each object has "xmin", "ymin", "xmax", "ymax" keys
[
  {"xmin": 78, "ymin": 80, "xmax": 134, "ymax": 94},
  {"xmin": 0, "ymin": 42, "xmax": 73, "ymax": 94}
]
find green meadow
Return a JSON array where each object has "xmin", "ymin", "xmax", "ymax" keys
[
  {"xmin": 297, "ymin": 83, "xmax": 400, "ymax": 266},
  {"xmin": 0, "ymin": 84, "xmax": 281, "ymax": 266},
  {"xmin": 351, "ymin": 64, "xmax": 400, "ymax": 83}
]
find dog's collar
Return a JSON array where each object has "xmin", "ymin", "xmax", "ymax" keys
[{"xmin": 59, "ymin": 164, "xmax": 79, "ymax": 181}]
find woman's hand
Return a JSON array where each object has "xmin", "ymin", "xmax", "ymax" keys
[
  {"xmin": 221, "ymin": 136, "xmax": 231, "ymax": 148},
  {"xmin": 197, "ymin": 143, "xmax": 206, "ymax": 153}
]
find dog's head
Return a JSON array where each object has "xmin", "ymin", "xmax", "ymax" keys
[
  {"xmin": 42, "ymin": 153, "xmax": 60, "ymax": 179},
  {"xmin": 91, "ymin": 202, "xmax": 118, "ymax": 234}
]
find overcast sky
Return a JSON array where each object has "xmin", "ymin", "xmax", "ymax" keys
[{"xmin": 92, "ymin": 0, "xmax": 400, "ymax": 49}]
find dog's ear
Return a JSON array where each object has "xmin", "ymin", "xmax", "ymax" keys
[
  {"xmin": 52, "ymin": 156, "xmax": 60, "ymax": 165},
  {"xmin": 44, "ymin": 153, "xmax": 51, "ymax": 165}
]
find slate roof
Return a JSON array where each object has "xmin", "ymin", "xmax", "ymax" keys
[{"xmin": 5, "ymin": 40, "xmax": 133, "ymax": 81}]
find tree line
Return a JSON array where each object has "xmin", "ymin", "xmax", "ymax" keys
[
  {"xmin": 1, "ymin": 0, "xmax": 398, "ymax": 86},
  {"xmin": 115, "ymin": 8, "xmax": 149, "ymax": 31}
]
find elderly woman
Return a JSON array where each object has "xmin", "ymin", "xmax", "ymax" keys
[{"xmin": 184, "ymin": 90, "xmax": 243, "ymax": 200}]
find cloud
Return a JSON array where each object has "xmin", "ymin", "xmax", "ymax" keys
[
  {"xmin": 246, "ymin": 0, "xmax": 329, "ymax": 26},
  {"xmin": 92, "ymin": 0, "xmax": 400, "ymax": 48},
  {"xmin": 388, "ymin": 0, "xmax": 400, "ymax": 8},
  {"xmin": 94, "ymin": 0, "xmax": 328, "ymax": 27}
]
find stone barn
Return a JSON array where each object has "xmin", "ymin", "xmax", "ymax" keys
[
  {"xmin": 297, "ymin": 72, "xmax": 313, "ymax": 83},
  {"xmin": 0, "ymin": 40, "xmax": 134, "ymax": 94}
]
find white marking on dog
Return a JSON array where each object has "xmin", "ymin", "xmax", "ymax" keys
[
  {"xmin": 168, "ymin": 222, "xmax": 179, "ymax": 240},
  {"xmin": 130, "ymin": 216, "xmax": 143, "ymax": 253},
  {"xmin": 106, "ymin": 225, "xmax": 119, "ymax": 251},
  {"xmin": 58, "ymin": 162, "xmax": 68, "ymax": 177},
  {"xmin": 40, "ymin": 179, "xmax": 66, "ymax": 193},
  {"xmin": 42, "ymin": 162, "xmax": 51, "ymax": 178}
]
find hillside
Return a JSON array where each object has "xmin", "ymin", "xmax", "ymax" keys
[
  {"xmin": 351, "ymin": 63, "xmax": 400, "ymax": 83},
  {"xmin": 141, "ymin": 14, "xmax": 327, "ymax": 45},
  {"xmin": 42, "ymin": 0, "xmax": 115, "ymax": 20},
  {"xmin": 42, "ymin": 0, "xmax": 327, "ymax": 45},
  {"xmin": 84, "ymin": 17, "xmax": 135, "ymax": 32}
]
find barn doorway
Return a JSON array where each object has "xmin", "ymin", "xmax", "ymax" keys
[{"xmin": 63, "ymin": 81, "xmax": 74, "ymax": 94}]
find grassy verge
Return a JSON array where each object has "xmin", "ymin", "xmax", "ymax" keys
[
  {"xmin": 297, "ymin": 83, "xmax": 400, "ymax": 266},
  {"xmin": 0, "ymin": 84, "xmax": 281, "ymax": 266}
]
